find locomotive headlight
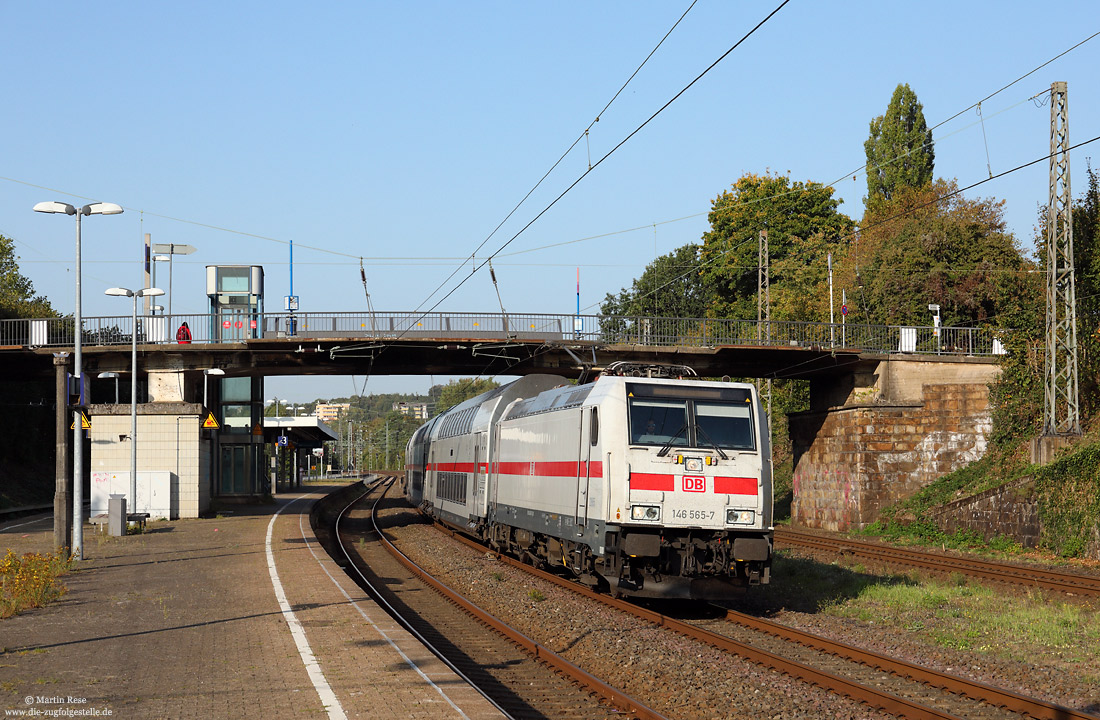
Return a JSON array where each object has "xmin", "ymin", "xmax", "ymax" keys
[
  {"xmin": 726, "ymin": 509, "xmax": 755, "ymax": 525},
  {"xmin": 631, "ymin": 505, "xmax": 661, "ymax": 521},
  {"xmin": 684, "ymin": 457, "xmax": 703, "ymax": 472}
]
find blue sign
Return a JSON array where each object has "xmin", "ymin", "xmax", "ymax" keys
[{"xmin": 277, "ymin": 435, "xmax": 288, "ymax": 447}]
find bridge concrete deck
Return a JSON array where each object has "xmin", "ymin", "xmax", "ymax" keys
[{"xmin": 0, "ymin": 482, "xmax": 504, "ymax": 720}]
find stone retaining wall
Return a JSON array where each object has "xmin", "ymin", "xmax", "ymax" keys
[
  {"xmin": 789, "ymin": 383, "xmax": 992, "ymax": 531},
  {"xmin": 927, "ymin": 476, "xmax": 1040, "ymax": 548}
]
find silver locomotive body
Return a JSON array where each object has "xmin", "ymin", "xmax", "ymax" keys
[{"xmin": 406, "ymin": 374, "xmax": 772, "ymax": 599}]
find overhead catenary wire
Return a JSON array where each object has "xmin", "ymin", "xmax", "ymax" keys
[
  {"xmin": 3, "ymin": 19, "xmax": 1096, "ymax": 317},
  {"xmin": 409, "ymin": 0, "xmax": 700, "ymax": 314},
  {"xmin": 586, "ymin": 133, "xmax": 1100, "ymax": 316},
  {"xmin": 3, "ymin": 29, "xmax": 1094, "ymax": 283},
  {"xmin": 407, "ymin": 1, "xmax": 791, "ymax": 325},
  {"xmin": 327, "ymin": 2, "xmax": 789, "ymax": 387}
]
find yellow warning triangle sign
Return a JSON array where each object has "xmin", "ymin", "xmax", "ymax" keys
[
  {"xmin": 70, "ymin": 412, "xmax": 91, "ymax": 430},
  {"xmin": 202, "ymin": 412, "xmax": 220, "ymax": 429}
]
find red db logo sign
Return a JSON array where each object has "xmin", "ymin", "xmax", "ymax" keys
[{"xmin": 682, "ymin": 475, "xmax": 705, "ymax": 493}]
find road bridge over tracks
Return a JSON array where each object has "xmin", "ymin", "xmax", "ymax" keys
[
  {"xmin": 2, "ymin": 311, "xmax": 1005, "ymax": 530},
  {"xmin": 3, "ymin": 310, "xmax": 1002, "ymax": 380}
]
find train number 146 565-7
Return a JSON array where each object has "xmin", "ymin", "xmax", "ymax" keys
[{"xmin": 672, "ymin": 509, "xmax": 714, "ymax": 521}]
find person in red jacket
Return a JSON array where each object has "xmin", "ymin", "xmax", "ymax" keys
[{"xmin": 176, "ymin": 321, "xmax": 192, "ymax": 344}]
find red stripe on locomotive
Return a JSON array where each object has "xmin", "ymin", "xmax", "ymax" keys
[
  {"xmin": 629, "ymin": 473, "xmax": 675, "ymax": 491},
  {"xmin": 714, "ymin": 476, "xmax": 758, "ymax": 495}
]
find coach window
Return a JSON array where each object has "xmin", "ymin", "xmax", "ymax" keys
[{"xmin": 590, "ymin": 407, "xmax": 599, "ymax": 446}]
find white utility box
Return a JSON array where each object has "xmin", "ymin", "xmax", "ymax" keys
[{"xmin": 91, "ymin": 471, "xmax": 174, "ymax": 519}]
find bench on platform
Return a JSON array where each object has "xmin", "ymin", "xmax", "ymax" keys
[{"xmin": 89, "ymin": 512, "xmax": 151, "ymax": 533}]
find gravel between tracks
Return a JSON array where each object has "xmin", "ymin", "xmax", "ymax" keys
[
  {"xmin": 380, "ymin": 508, "xmax": 891, "ymax": 720},
  {"xmin": 379, "ymin": 499, "xmax": 1099, "ymax": 719},
  {"xmin": 750, "ymin": 548, "xmax": 1100, "ymax": 714}
]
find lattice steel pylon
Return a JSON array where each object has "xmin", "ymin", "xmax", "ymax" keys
[
  {"xmin": 1044, "ymin": 81, "xmax": 1081, "ymax": 436},
  {"xmin": 757, "ymin": 230, "xmax": 772, "ymax": 440},
  {"xmin": 757, "ymin": 229, "xmax": 770, "ymax": 342}
]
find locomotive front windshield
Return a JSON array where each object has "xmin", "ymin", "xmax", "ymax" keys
[
  {"xmin": 628, "ymin": 399, "xmax": 688, "ymax": 445},
  {"xmin": 628, "ymin": 384, "xmax": 755, "ymax": 451}
]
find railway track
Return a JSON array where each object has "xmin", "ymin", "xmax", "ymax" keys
[
  {"xmin": 775, "ymin": 526, "xmax": 1100, "ymax": 597},
  {"xmin": 415, "ymin": 509, "xmax": 1096, "ymax": 720},
  {"xmin": 315, "ymin": 477, "xmax": 663, "ymax": 720}
]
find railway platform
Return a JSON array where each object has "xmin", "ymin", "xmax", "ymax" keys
[{"xmin": 0, "ymin": 481, "xmax": 505, "ymax": 720}]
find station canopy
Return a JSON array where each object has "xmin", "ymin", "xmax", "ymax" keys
[{"xmin": 263, "ymin": 416, "xmax": 339, "ymax": 449}]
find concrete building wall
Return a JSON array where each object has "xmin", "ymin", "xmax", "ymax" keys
[
  {"xmin": 88, "ymin": 403, "xmax": 209, "ymax": 519},
  {"xmin": 790, "ymin": 383, "xmax": 993, "ymax": 531},
  {"xmin": 148, "ymin": 370, "xmax": 186, "ymax": 402},
  {"xmin": 812, "ymin": 356, "xmax": 1002, "ymax": 410}
]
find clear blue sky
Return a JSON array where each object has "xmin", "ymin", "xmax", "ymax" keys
[{"xmin": 2, "ymin": 1, "xmax": 1098, "ymax": 401}]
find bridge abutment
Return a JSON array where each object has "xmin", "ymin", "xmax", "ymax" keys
[{"xmin": 789, "ymin": 357, "xmax": 1000, "ymax": 531}]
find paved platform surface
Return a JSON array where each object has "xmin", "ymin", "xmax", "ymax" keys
[{"xmin": 0, "ymin": 482, "xmax": 505, "ymax": 720}]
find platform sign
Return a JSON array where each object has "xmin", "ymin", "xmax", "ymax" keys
[
  {"xmin": 202, "ymin": 412, "xmax": 220, "ymax": 429},
  {"xmin": 277, "ymin": 435, "xmax": 288, "ymax": 447}
]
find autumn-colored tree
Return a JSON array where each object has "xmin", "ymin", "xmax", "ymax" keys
[
  {"xmin": 864, "ymin": 83, "xmax": 935, "ymax": 208},
  {"xmin": 845, "ymin": 180, "xmax": 1034, "ymax": 329},
  {"xmin": 699, "ymin": 173, "xmax": 853, "ymax": 321}
]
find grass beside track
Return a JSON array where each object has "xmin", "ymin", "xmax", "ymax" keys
[{"xmin": 749, "ymin": 551, "xmax": 1100, "ymax": 688}]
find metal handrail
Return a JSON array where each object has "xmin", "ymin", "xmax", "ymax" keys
[{"xmin": 0, "ymin": 311, "xmax": 1007, "ymax": 357}]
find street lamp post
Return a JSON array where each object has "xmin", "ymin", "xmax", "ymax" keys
[
  {"xmin": 151, "ymin": 243, "xmax": 196, "ymax": 319},
  {"xmin": 150, "ymin": 255, "xmax": 169, "ymax": 314},
  {"xmin": 929, "ymin": 303, "xmax": 942, "ymax": 354},
  {"xmin": 35, "ymin": 200, "xmax": 123, "ymax": 560},
  {"xmin": 105, "ymin": 286, "xmax": 164, "ymax": 517}
]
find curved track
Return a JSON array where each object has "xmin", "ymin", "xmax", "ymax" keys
[
  {"xmin": 775, "ymin": 527, "xmax": 1100, "ymax": 597},
  {"xmin": 428, "ymin": 516, "xmax": 1096, "ymax": 720},
  {"xmin": 318, "ymin": 477, "xmax": 664, "ymax": 720}
]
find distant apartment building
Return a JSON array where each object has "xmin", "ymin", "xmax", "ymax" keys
[
  {"xmin": 314, "ymin": 402, "xmax": 350, "ymax": 424},
  {"xmin": 393, "ymin": 402, "xmax": 429, "ymax": 421}
]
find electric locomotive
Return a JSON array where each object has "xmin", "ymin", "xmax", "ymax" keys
[{"xmin": 405, "ymin": 372, "xmax": 772, "ymax": 599}]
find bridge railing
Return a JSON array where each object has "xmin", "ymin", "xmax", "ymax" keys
[{"xmin": 0, "ymin": 311, "xmax": 1006, "ymax": 356}]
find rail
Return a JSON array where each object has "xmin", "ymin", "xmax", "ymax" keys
[
  {"xmin": 775, "ymin": 527, "xmax": 1100, "ymax": 597},
  {"xmin": 0, "ymin": 311, "xmax": 1006, "ymax": 357}
]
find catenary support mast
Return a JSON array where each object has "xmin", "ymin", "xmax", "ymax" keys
[{"xmin": 1044, "ymin": 81, "xmax": 1081, "ymax": 436}]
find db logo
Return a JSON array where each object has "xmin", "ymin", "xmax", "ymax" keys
[{"xmin": 682, "ymin": 475, "xmax": 706, "ymax": 493}]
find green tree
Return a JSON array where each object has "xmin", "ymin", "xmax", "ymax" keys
[
  {"xmin": 864, "ymin": 83, "xmax": 935, "ymax": 208},
  {"xmin": 0, "ymin": 235, "xmax": 55, "ymax": 320},
  {"xmin": 600, "ymin": 243, "xmax": 706, "ymax": 318},
  {"xmin": 436, "ymin": 378, "xmax": 500, "ymax": 413},
  {"xmin": 847, "ymin": 179, "xmax": 1035, "ymax": 329},
  {"xmin": 1064, "ymin": 163, "xmax": 1100, "ymax": 418},
  {"xmin": 699, "ymin": 173, "xmax": 853, "ymax": 320}
]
